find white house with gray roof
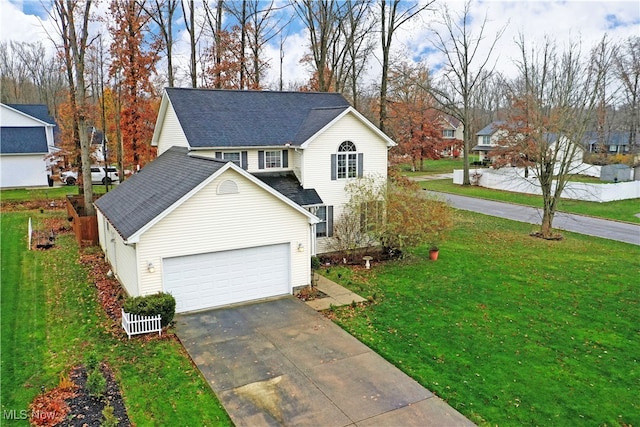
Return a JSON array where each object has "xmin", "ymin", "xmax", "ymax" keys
[
  {"xmin": 0, "ymin": 103, "xmax": 57, "ymax": 188},
  {"xmin": 95, "ymin": 88, "xmax": 395, "ymax": 312}
]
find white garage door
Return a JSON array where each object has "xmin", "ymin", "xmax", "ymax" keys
[{"xmin": 163, "ymin": 244, "xmax": 290, "ymax": 313}]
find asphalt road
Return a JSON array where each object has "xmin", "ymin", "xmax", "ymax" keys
[{"xmin": 428, "ymin": 191, "xmax": 640, "ymax": 246}]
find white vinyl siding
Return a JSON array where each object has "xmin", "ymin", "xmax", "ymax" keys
[
  {"xmin": 1, "ymin": 104, "xmax": 56, "ymax": 188},
  {"xmin": 0, "ymin": 154, "xmax": 49, "ymax": 188},
  {"xmin": 300, "ymin": 112, "xmax": 389, "ymax": 239},
  {"xmin": 156, "ymin": 102, "xmax": 189, "ymax": 155},
  {"xmin": 136, "ymin": 168, "xmax": 311, "ymax": 296},
  {"xmin": 97, "ymin": 210, "xmax": 139, "ymax": 296}
]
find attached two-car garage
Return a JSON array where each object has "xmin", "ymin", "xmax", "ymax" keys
[
  {"xmin": 95, "ymin": 150, "xmax": 317, "ymax": 314},
  {"xmin": 163, "ymin": 244, "xmax": 291, "ymax": 313}
]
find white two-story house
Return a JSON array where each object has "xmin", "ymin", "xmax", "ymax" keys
[
  {"xmin": 0, "ymin": 103, "xmax": 57, "ymax": 188},
  {"xmin": 95, "ymin": 88, "xmax": 395, "ymax": 312},
  {"xmin": 472, "ymin": 121, "xmax": 507, "ymax": 162}
]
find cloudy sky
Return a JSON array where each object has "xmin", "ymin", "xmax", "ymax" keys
[{"xmin": 1, "ymin": 0, "xmax": 638, "ymax": 89}]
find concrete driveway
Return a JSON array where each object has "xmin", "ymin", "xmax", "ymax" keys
[{"xmin": 175, "ymin": 297, "xmax": 474, "ymax": 426}]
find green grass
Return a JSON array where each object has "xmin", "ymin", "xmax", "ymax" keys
[
  {"xmin": 421, "ymin": 179, "xmax": 640, "ymax": 224},
  {"xmin": 0, "ymin": 209, "xmax": 231, "ymax": 425},
  {"xmin": 323, "ymin": 211, "xmax": 640, "ymax": 426},
  {"xmin": 0, "ymin": 185, "xmax": 115, "ymax": 202},
  {"xmin": 399, "ymin": 157, "xmax": 474, "ymax": 176}
]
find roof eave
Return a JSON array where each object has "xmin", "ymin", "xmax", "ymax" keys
[{"xmin": 151, "ymin": 91, "xmax": 171, "ymax": 147}]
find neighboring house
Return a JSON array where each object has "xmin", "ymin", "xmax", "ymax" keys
[
  {"xmin": 472, "ymin": 121, "xmax": 506, "ymax": 162},
  {"xmin": 0, "ymin": 103, "xmax": 57, "ymax": 188},
  {"xmin": 95, "ymin": 88, "xmax": 395, "ymax": 313},
  {"xmin": 440, "ymin": 114, "xmax": 464, "ymax": 157},
  {"xmin": 583, "ymin": 131, "xmax": 636, "ymax": 155},
  {"xmin": 473, "ymin": 120, "xmax": 584, "ymax": 168}
]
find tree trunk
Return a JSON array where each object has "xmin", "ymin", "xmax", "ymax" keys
[
  {"xmin": 462, "ymin": 105, "xmax": 471, "ymax": 185},
  {"xmin": 540, "ymin": 206, "xmax": 555, "ymax": 238}
]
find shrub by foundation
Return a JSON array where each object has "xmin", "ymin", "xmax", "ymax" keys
[{"xmin": 123, "ymin": 292, "xmax": 176, "ymax": 327}]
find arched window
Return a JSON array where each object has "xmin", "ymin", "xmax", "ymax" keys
[{"xmin": 335, "ymin": 141, "xmax": 359, "ymax": 179}]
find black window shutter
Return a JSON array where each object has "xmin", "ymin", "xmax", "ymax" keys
[
  {"xmin": 241, "ymin": 151, "xmax": 248, "ymax": 170},
  {"xmin": 331, "ymin": 154, "xmax": 337, "ymax": 180},
  {"xmin": 282, "ymin": 150, "xmax": 288, "ymax": 168},
  {"xmin": 258, "ymin": 151, "xmax": 265, "ymax": 169},
  {"xmin": 358, "ymin": 153, "xmax": 364, "ymax": 177},
  {"xmin": 215, "ymin": 151, "xmax": 222, "ymax": 159},
  {"xmin": 327, "ymin": 206, "xmax": 334, "ymax": 237}
]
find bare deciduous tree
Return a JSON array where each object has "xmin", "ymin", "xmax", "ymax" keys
[
  {"xmin": 613, "ymin": 36, "xmax": 640, "ymax": 151},
  {"xmin": 292, "ymin": 0, "xmax": 351, "ymax": 92},
  {"xmin": 428, "ymin": 0, "xmax": 506, "ymax": 185},
  {"xmin": 50, "ymin": 0, "xmax": 96, "ymax": 215},
  {"xmin": 378, "ymin": 0, "xmax": 433, "ymax": 132},
  {"xmin": 181, "ymin": 0, "xmax": 198, "ymax": 87},
  {"xmin": 140, "ymin": 0, "xmax": 179, "ymax": 87}
]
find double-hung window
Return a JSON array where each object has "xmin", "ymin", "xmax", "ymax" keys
[
  {"xmin": 258, "ymin": 150, "xmax": 288, "ymax": 169},
  {"xmin": 337, "ymin": 141, "xmax": 357, "ymax": 179},
  {"xmin": 215, "ymin": 151, "xmax": 248, "ymax": 169},
  {"xmin": 482, "ymin": 135, "xmax": 491, "ymax": 145},
  {"xmin": 316, "ymin": 206, "xmax": 327, "ymax": 237},
  {"xmin": 443, "ymin": 129, "xmax": 455, "ymax": 138},
  {"xmin": 265, "ymin": 151, "xmax": 281, "ymax": 168},
  {"xmin": 309, "ymin": 205, "xmax": 333, "ymax": 237},
  {"xmin": 223, "ymin": 152, "xmax": 241, "ymax": 165}
]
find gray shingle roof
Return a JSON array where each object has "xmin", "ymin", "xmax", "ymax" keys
[
  {"xmin": 95, "ymin": 147, "xmax": 227, "ymax": 240},
  {"xmin": 253, "ymin": 171, "xmax": 323, "ymax": 206},
  {"xmin": 6, "ymin": 104, "xmax": 56, "ymax": 125},
  {"xmin": 583, "ymin": 131, "xmax": 636, "ymax": 146},
  {"xmin": 165, "ymin": 88, "xmax": 350, "ymax": 148},
  {"xmin": 476, "ymin": 121, "xmax": 506, "ymax": 136},
  {"xmin": 0, "ymin": 127, "xmax": 48, "ymax": 154},
  {"xmin": 470, "ymin": 144, "xmax": 494, "ymax": 152}
]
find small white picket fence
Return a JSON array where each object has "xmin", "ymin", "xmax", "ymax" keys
[{"xmin": 121, "ymin": 309, "xmax": 162, "ymax": 339}]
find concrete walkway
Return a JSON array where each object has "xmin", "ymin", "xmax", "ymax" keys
[
  {"xmin": 304, "ymin": 274, "xmax": 366, "ymax": 311},
  {"xmin": 176, "ymin": 298, "xmax": 475, "ymax": 426}
]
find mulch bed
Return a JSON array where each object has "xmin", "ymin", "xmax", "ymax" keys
[
  {"xmin": 30, "ymin": 364, "xmax": 131, "ymax": 427},
  {"xmin": 58, "ymin": 365, "xmax": 131, "ymax": 427},
  {"xmin": 1, "ymin": 199, "xmax": 65, "ymax": 212}
]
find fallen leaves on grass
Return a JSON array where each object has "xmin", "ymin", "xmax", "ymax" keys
[
  {"xmin": 80, "ymin": 251, "xmax": 126, "ymax": 322},
  {"xmin": 29, "ymin": 385, "xmax": 77, "ymax": 426}
]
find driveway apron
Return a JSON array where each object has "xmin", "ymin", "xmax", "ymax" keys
[{"xmin": 175, "ymin": 297, "xmax": 474, "ymax": 426}]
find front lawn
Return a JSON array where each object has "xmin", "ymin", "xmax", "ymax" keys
[
  {"xmin": 420, "ymin": 179, "xmax": 640, "ymax": 224},
  {"xmin": 400, "ymin": 157, "xmax": 473, "ymax": 176},
  {"xmin": 323, "ymin": 211, "xmax": 639, "ymax": 426},
  {"xmin": 0, "ymin": 209, "xmax": 231, "ymax": 425}
]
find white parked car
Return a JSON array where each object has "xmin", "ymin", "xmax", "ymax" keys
[{"xmin": 60, "ymin": 166, "xmax": 120, "ymax": 185}]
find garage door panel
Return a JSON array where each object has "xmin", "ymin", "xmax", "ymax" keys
[{"xmin": 163, "ymin": 244, "xmax": 290, "ymax": 313}]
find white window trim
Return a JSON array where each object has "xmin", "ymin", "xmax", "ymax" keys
[
  {"xmin": 337, "ymin": 141, "xmax": 358, "ymax": 179},
  {"xmin": 265, "ymin": 150, "xmax": 282, "ymax": 168}
]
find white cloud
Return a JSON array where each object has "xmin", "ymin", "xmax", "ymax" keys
[{"xmin": 1, "ymin": 0, "xmax": 638, "ymax": 90}]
